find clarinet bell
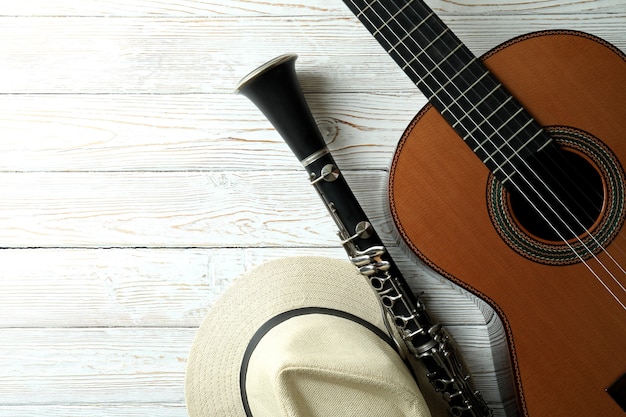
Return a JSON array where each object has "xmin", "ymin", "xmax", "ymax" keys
[{"xmin": 235, "ymin": 54, "xmax": 328, "ymax": 164}]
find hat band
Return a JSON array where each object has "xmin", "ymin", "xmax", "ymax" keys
[{"xmin": 239, "ymin": 307, "xmax": 397, "ymax": 417}]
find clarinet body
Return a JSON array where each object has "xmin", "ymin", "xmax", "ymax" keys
[{"xmin": 236, "ymin": 54, "xmax": 493, "ymax": 417}]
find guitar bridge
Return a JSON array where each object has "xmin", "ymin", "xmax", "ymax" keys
[{"xmin": 607, "ymin": 372, "xmax": 626, "ymax": 412}]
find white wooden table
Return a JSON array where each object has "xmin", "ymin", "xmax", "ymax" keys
[{"xmin": 0, "ymin": 1, "xmax": 624, "ymax": 416}]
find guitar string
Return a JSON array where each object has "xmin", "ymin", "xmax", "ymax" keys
[
  {"xmin": 372, "ymin": 0, "xmax": 617, "ymax": 262},
  {"xmin": 373, "ymin": 0, "xmax": 626, "ymax": 297},
  {"xmin": 368, "ymin": 0, "xmax": 626, "ymax": 297},
  {"xmin": 346, "ymin": 0, "xmax": 625, "ymax": 306},
  {"xmin": 352, "ymin": 0, "xmax": 622, "ymax": 266},
  {"xmin": 396, "ymin": 1, "xmax": 626, "ymax": 287},
  {"xmin": 351, "ymin": 2, "xmax": 609, "ymax": 249}
]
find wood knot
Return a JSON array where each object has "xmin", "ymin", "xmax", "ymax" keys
[{"xmin": 315, "ymin": 117, "xmax": 339, "ymax": 145}]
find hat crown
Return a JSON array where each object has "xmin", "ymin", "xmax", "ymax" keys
[
  {"xmin": 185, "ymin": 257, "xmax": 435, "ymax": 417},
  {"xmin": 245, "ymin": 313, "xmax": 431, "ymax": 417}
]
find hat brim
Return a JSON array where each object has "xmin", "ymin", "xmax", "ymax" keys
[{"xmin": 185, "ymin": 256, "xmax": 389, "ymax": 416}]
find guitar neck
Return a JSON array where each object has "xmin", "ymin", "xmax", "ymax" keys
[{"xmin": 342, "ymin": 0, "xmax": 554, "ymax": 185}]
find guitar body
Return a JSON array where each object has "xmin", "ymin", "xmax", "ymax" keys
[{"xmin": 389, "ymin": 31, "xmax": 626, "ymax": 416}]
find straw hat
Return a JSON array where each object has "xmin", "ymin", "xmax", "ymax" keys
[{"xmin": 185, "ymin": 256, "xmax": 434, "ymax": 416}]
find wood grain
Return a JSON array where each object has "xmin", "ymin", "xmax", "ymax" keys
[
  {"xmin": 0, "ymin": 0, "xmax": 623, "ymax": 16},
  {"xmin": 0, "ymin": 247, "xmax": 491, "ymax": 328},
  {"xmin": 390, "ymin": 30, "xmax": 626, "ymax": 416},
  {"xmin": 0, "ymin": 16, "xmax": 623, "ymax": 94},
  {"xmin": 0, "ymin": 171, "xmax": 387, "ymax": 247},
  {"xmin": 0, "ymin": 325, "xmax": 499, "ymax": 405},
  {"xmin": 1, "ymin": 1, "xmax": 624, "ymax": 416},
  {"xmin": 0, "ymin": 92, "xmax": 424, "ymax": 171},
  {"xmin": 0, "ymin": 405, "xmax": 187, "ymax": 417}
]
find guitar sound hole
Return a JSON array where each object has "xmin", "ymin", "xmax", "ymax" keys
[
  {"xmin": 508, "ymin": 147, "xmax": 604, "ymax": 242},
  {"xmin": 488, "ymin": 126, "xmax": 624, "ymax": 265}
]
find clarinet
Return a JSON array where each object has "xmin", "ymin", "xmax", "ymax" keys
[{"xmin": 235, "ymin": 54, "xmax": 493, "ymax": 417}]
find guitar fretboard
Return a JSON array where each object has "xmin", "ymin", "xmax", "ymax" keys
[{"xmin": 343, "ymin": 0, "xmax": 553, "ymax": 185}]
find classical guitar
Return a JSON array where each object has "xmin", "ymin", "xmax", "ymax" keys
[{"xmin": 340, "ymin": 1, "xmax": 626, "ymax": 416}]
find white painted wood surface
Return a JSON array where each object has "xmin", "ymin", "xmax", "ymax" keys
[{"xmin": 0, "ymin": 1, "xmax": 623, "ymax": 416}]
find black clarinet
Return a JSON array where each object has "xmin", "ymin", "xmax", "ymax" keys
[{"xmin": 235, "ymin": 54, "xmax": 492, "ymax": 417}]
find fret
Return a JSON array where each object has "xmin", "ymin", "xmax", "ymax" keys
[
  {"xmin": 356, "ymin": 0, "xmax": 377, "ymax": 18},
  {"xmin": 364, "ymin": 1, "xmax": 451, "ymax": 80},
  {"xmin": 469, "ymin": 97, "xmax": 512, "ymax": 151},
  {"xmin": 482, "ymin": 111, "xmax": 531, "ymax": 164},
  {"xmin": 342, "ymin": 0, "xmax": 552, "ymax": 186},
  {"xmin": 491, "ymin": 129, "xmax": 544, "ymax": 177},
  {"xmin": 500, "ymin": 171, "xmax": 515, "ymax": 186},
  {"xmin": 429, "ymin": 57, "xmax": 479, "ymax": 99},
  {"xmin": 388, "ymin": 11, "xmax": 434, "ymax": 54},
  {"xmin": 374, "ymin": 1, "xmax": 415, "ymax": 37},
  {"xmin": 483, "ymin": 108, "xmax": 533, "ymax": 159},
  {"xmin": 452, "ymin": 84, "xmax": 505, "ymax": 130},
  {"xmin": 499, "ymin": 131, "xmax": 554, "ymax": 187},
  {"xmin": 401, "ymin": 27, "xmax": 450, "ymax": 71},
  {"xmin": 467, "ymin": 97, "xmax": 530, "ymax": 160},
  {"xmin": 537, "ymin": 137, "xmax": 554, "ymax": 152},
  {"xmin": 476, "ymin": 106, "xmax": 525, "ymax": 153},
  {"xmin": 439, "ymin": 69, "xmax": 489, "ymax": 116},
  {"xmin": 507, "ymin": 118, "xmax": 538, "ymax": 152},
  {"xmin": 477, "ymin": 121, "xmax": 548, "ymax": 181}
]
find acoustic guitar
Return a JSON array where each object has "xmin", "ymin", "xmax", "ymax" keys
[{"xmin": 340, "ymin": 1, "xmax": 626, "ymax": 416}]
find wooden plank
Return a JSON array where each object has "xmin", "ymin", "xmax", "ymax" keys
[
  {"xmin": 0, "ymin": 0, "xmax": 622, "ymax": 16},
  {"xmin": 0, "ymin": 92, "xmax": 424, "ymax": 171},
  {"xmin": 0, "ymin": 16, "xmax": 405, "ymax": 94},
  {"xmin": 428, "ymin": 0, "xmax": 626, "ymax": 14},
  {"xmin": 0, "ymin": 405, "xmax": 187, "ymax": 417},
  {"xmin": 0, "ymin": 248, "xmax": 231, "ymax": 328},
  {"xmin": 0, "ymin": 2, "xmax": 621, "ymax": 416},
  {"xmin": 0, "ymin": 325, "xmax": 501, "ymax": 406},
  {"xmin": 0, "ymin": 328, "xmax": 192, "ymax": 405},
  {"xmin": 0, "ymin": 0, "xmax": 346, "ymax": 16},
  {"xmin": 0, "ymin": 247, "xmax": 492, "ymax": 328},
  {"xmin": 0, "ymin": 171, "xmax": 391, "ymax": 248},
  {"xmin": 0, "ymin": 246, "xmax": 505, "ymax": 409},
  {"xmin": 0, "ymin": 15, "xmax": 623, "ymax": 93}
]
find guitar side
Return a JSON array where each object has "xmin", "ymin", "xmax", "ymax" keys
[{"xmin": 389, "ymin": 31, "xmax": 626, "ymax": 416}]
